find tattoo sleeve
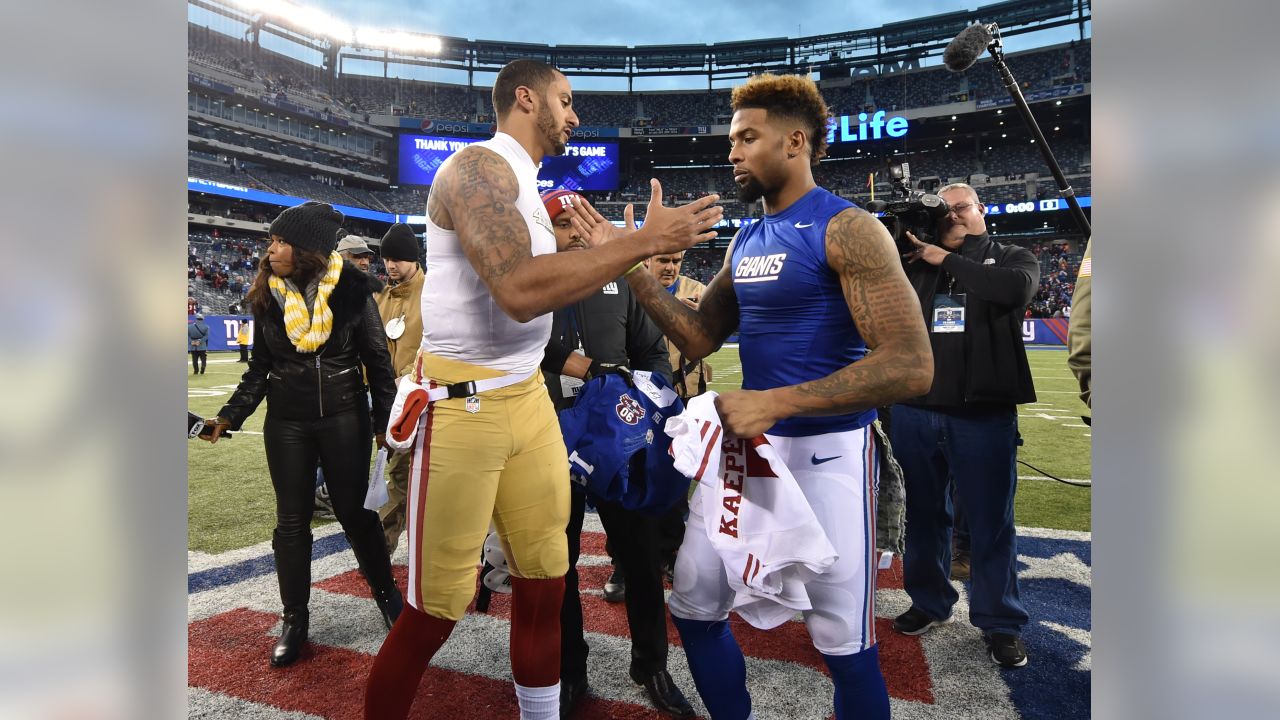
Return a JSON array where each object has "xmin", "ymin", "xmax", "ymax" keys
[
  {"xmin": 775, "ymin": 208, "xmax": 934, "ymax": 416},
  {"xmin": 433, "ymin": 146, "xmax": 657, "ymax": 322},
  {"xmin": 439, "ymin": 146, "xmax": 532, "ymax": 288},
  {"xmin": 627, "ymin": 238, "xmax": 740, "ymax": 361}
]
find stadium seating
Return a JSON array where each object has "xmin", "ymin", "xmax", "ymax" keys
[
  {"xmin": 188, "ymin": 22, "xmax": 1090, "ymax": 317},
  {"xmin": 190, "ymin": 26, "xmax": 1089, "ymax": 120}
]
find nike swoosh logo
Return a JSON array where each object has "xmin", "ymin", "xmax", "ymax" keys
[
  {"xmin": 811, "ymin": 453, "xmax": 841, "ymax": 465},
  {"xmin": 794, "ymin": 222, "xmax": 814, "ymax": 228}
]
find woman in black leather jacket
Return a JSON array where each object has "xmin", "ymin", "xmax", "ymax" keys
[{"xmin": 203, "ymin": 202, "xmax": 403, "ymax": 668}]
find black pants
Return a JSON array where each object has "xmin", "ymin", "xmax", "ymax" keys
[
  {"xmin": 191, "ymin": 351, "xmax": 206, "ymax": 374},
  {"xmin": 263, "ymin": 408, "xmax": 394, "ymax": 612},
  {"xmin": 239, "ymin": 346, "xmax": 249, "ymax": 362},
  {"xmin": 658, "ymin": 493, "xmax": 688, "ymax": 569},
  {"xmin": 561, "ymin": 490, "xmax": 669, "ymax": 681}
]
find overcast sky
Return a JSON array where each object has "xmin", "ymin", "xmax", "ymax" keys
[
  {"xmin": 194, "ymin": 1, "xmax": 1090, "ymax": 90},
  {"xmin": 305, "ymin": 0, "xmax": 1083, "ymax": 48}
]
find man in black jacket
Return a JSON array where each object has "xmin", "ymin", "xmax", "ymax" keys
[
  {"xmin": 539, "ymin": 189, "xmax": 695, "ymax": 719},
  {"xmin": 889, "ymin": 183, "xmax": 1039, "ymax": 669}
]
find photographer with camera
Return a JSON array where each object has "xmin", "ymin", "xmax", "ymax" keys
[{"xmin": 887, "ymin": 182, "xmax": 1040, "ymax": 669}]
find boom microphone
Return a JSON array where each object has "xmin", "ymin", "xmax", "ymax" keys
[
  {"xmin": 944, "ymin": 21, "xmax": 1092, "ymax": 237},
  {"xmin": 943, "ymin": 23, "xmax": 994, "ymax": 72}
]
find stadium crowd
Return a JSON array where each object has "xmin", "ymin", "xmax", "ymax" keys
[
  {"xmin": 190, "ymin": 26, "xmax": 1089, "ymax": 122},
  {"xmin": 186, "ymin": 27, "xmax": 1092, "ymax": 321}
]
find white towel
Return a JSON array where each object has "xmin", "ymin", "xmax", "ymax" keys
[{"xmin": 665, "ymin": 392, "xmax": 838, "ymax": 629}]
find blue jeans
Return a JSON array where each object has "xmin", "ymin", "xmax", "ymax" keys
[{"xmin": 889, "ymin": 404, "xmax": 1029, "ymax": 634}]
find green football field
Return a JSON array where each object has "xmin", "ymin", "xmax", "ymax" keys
[{"xmin": 187, "ymin": 346, "xmax": 1090, "ymax": 554}]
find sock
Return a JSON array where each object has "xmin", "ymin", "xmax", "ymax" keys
[
  {"xmin": 671, "ymin": 614, "xmax": 751, "ymax": 720},
  {"xmin": 822, "ymin": 645, "xmax": 890, "ymax": 720},
  {"xmin": 363, "ymin": 604, "xmax": 456, "ymax": 720},
  {"xmin": 514, "ymin": 681, "xmax": 560, "ymax": 720},
  {"xmin": 510, "ymin": 575, "xmax": 565, "ymax": 687}
]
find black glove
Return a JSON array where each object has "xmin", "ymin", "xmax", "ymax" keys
[{"xmin": 587, "ymin": 360, "xmax": 632, "ymax": 383}]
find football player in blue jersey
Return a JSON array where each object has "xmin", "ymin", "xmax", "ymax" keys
[{"xmin": 566, "ymin": 73, "xmax": 933, "ymax": 720}]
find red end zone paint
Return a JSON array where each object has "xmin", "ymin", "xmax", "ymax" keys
[
  {"xmin": 189, "ymin": 608, "xmax": 671, "ymax": 719},
  {"xmin": 312, "ymin": 549, "xmax": 933, "ymax": 704}
]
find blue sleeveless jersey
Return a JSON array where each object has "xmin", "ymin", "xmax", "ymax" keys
[{"xmin": 731, "ymin": 186, "xmax": 877, "ymax": 437}]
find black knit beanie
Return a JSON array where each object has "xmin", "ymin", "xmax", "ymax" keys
[
  {"xmin": 380, "ymin": 223, "xmax": 421, "ymax": 262},
  {"xmin": 269, "ymin": 201, "xmax": 344, "ymax": 255}
]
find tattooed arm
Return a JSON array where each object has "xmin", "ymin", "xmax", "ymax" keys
[
  {"xmin": 714, "ymin": 208, "xmax": 933, "ymax": 437},
  {"xmin": 431, "ymin": 147, "xmax": 720, "ymax": 323},
  {"xmin": 625, "ymin": 233, "xmax": 741, "ymax": 361}
]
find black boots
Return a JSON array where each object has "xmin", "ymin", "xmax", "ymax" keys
[
  {"xmin": 271, "ymin": 609, "xmax": 310, "ymax": 667},
  {"xmin": 630, "ymin": 668, "xmax": 696, "ymax": 718},
  {"xmin": 348, "ymin": 522, "xmax": 404, "ymax": 630},
  {"xmin": 269, "ymin": 519, "xmax": 403, "ymax": 669},
  {"xmin": 271, "ymin": 529, "xmax": 313, "ymax": 668},
  {"xmin": 373, "ymin": 584, "xmax": 404, "ymax": 630}
]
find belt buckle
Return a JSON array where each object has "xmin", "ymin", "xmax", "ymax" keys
[{"xmin": 447, "ymin": 380, "xmax": 477, "ymax": 400}]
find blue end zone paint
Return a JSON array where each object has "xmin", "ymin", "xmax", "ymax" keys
[
  {"xmin": 1001, "ymin": 534, "xmax": 1092, "ymax": 720},
  {"xmin": 188, "ymin": 532, "xmax": 351, "ymax": 594}
]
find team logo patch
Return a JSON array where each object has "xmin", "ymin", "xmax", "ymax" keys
[
  {"xmin": 615, "ymin": 394, "xmax": 645, "ymax": 425},
  {"xmin": 734, "ymin": 253, "xmax": 787, "ymax": 283}
]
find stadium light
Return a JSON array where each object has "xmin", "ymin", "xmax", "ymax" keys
[
  {"xmin": 231, "ymin": 0, "xmax": 353, "ymax": 44},
  {"xmin": 355, "ymin": 27, "xmax": 442, "ymax": 54}
]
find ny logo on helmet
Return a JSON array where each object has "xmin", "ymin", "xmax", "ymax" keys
[{"xmin": 616, "ymin": 394, "xmax": 646, "ymax": 425}]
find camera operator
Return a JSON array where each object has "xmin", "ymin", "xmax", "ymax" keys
[{"xmin": 889, "ymin": 183, "xmax": 1039, "ymax": 669}]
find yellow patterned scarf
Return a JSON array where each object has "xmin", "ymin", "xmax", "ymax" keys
[{"xmin": 268, "ymin": 251, "xmax": 344, "ymax": 352}]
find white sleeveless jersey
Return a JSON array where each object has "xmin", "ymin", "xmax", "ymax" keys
[{"xmin": 421, "ymin": 132, "xmax": 556, "ymax": 374}]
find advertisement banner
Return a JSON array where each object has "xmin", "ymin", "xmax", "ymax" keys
[
  {"xmin": 629, "ymin": 125, "xmax": 711, "ymax": 136},
  {"xmin": 403, "ymin": 117, "xmax": 618, "ymax": 138},
  {"xmin": 976, "ymin": 83, "xmax": 1086, "ymax": 109},
  {"xmin": 191, "ymin": 316, "xmax": 253, "ymax": 353},
  {"xmin": 195, "ymin": 316, "xmax": 1069, "ymax": 351},
  {"xmin": 187, "ymin": 177, "xmax": 396, "ymax": 223},
  {"xmin": 1022, "ymin": 318, "xmax": 1070, "ymax": 346},
  {"xmin": 397, "ymin": 134, "xmax": 619, "ymax": 190}
]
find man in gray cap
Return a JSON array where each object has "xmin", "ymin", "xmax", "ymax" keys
[
  {"xmin": 374, "ymin": 223, "xmax": 425, "ymax": 554},
  {"xmin": 337, "ymin": 232, "xmax": 376, "ymax": 274}
]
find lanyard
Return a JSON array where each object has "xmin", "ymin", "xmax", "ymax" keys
[{"xmin": 567, "ymin": 305, "xmax": 582, "ymax": 351}]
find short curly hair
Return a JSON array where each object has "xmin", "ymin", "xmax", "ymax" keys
[{"xmin": 731, "ymin": 73, "xmax": 831, "ymax": 164}]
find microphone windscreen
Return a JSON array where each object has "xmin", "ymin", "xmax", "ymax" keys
[{"xmin": 943, "ymin": 24, "xmax": 992, "ymax": 72}]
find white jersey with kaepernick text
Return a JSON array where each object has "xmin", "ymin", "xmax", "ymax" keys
[{"xmin": 665, "ymin": 392, "xmax": 838, "ymax": 629}]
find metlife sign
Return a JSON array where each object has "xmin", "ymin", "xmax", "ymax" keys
[{"xmin": 825, "ymin": 110, "xmax": 909, "ymax": 145}]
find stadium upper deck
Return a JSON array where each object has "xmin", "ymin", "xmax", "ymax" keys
[{"xmin": 187, "ymin": 0, "xmax": 1090, "ymax": 246}]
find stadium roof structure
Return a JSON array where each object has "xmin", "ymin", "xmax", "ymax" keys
[{"xmin": 191, "ymin": 0, "xmax": 1089, "ymax": 83}]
